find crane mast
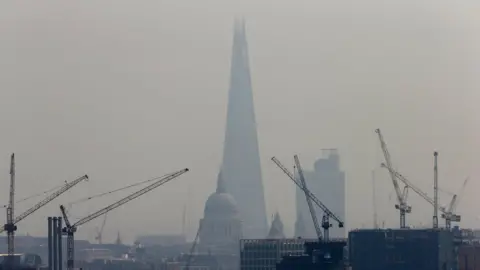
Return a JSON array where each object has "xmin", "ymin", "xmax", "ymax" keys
[
  {"xmin": 375, "ymin": 129, "xmax": 411, "ymax": 228},
  {"xmin": 61, "ymin": 168, "xmax": 189, "ymax": 270},
  {"xmin": 294, "ymin": 155, "xmax": 323, "ymax": 240},
  {"xmin": 185, "ymin": 222, "xmax": 202, "ymax": 270},
  {"xmin": 95, "ymin": 213, "xmax": 108, "ymax": 244},
  {"xmin": 433, "ymin": 152, "xmax": 439, "ymax": 229},
  {"xmin": 271, "ymin": 157, "xmax": 343, "ymax": 242},
  {"xmin": 5, "ymin": 153, "xmax": 16, "ymax": 268}
]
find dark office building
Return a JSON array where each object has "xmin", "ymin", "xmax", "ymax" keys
[
  {"xmin": 349, "ymin": 229, "xmax": 457, "ymax": 270},
  {"xmin": 240, "ymin": 238, "xmax": 309, "ymax": 270},
  {"xmin": 276, "ymin": 241, "xmax": 347, "ymax": 270}
]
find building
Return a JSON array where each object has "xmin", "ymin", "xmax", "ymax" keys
[
  {"xmin": 220, "ymin": 19, "xmax": 268, "ymax": 239},
  {"xmin": 458, "ymin": 244, "xmax": 480, "ymax": 270},
  {"xmin": 240, "ymin": 239, "xmax": 309, "ymax": 270},
  {"xmin": 295, "ymin": 149, "xmax": 345, "ymax": 238},
  {"xmin": 135, "ymin": 235, "xmax": 186, "ymax": 247},
  {"xmin": 349, "ymin": 229, "xmax": 457, "ymax": 270},
  {"xmin": 276, "ymin": 241, "xmax": 347, "ymax": 270},
  {"xmin": 161, "ymin": 254, "xmax": 227, "ymax": 270},
  {"xmin": 198, "ymin": 171, "xmax": 242, "ymax": 259}
]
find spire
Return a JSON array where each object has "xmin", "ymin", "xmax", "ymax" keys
[
  {"xmin": 115, "ymin": 231, "xmax": 122, "ymax": 245},
  {"xmin": 295, "ymin": 212, "xmax": 307, "ymax": 238},
  {"xmin": 221, "ymin": 18, "xmax": 268, "ymax": 239},
  {"xmin": 216, "ymin": 171, "xmax": 226, "ymax": 193},
  {"xmin": 267, "ymin": 212, "xmax": 285, "ymax": 239}
]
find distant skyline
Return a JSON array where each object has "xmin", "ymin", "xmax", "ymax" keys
[{"xmin": 0, "ymin": 1, "xmax": 476, "ymax": 243}]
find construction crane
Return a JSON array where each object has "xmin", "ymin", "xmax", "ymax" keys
[
  {"xmin": 381, "ymin": 163, "xmax": 463, "ymax": 229},
  {"xmin": 60, "ymin": 168, "xmax": 189, "ymax": 270},
  {"xmin": 375, "ymin": 128, "xmax": 411, "ymax": 228},
  {"xmin": 441, "ymin": 177, "xmax": 468, "ymax": 229},
  {"xmin": 271, "ymin": 157, "xmax": 343, "ymax": 242},
  {"xmin": 293, "ymin": 155, "xmax": 322, "ymax": 239},
  {"xmin": 0, "ymin": 175, "xmax": 89, "ymax": 234},
  {"xmin": 4, "ymin": 153, "xmax": 16, "ymax": 268},
  {"xmin": 185, "ymin": 222, "xmax": 202, "ymax": 270},
  {"xmin": 95, "ymin": 213, "xmax": 108, "ymax": 244}
]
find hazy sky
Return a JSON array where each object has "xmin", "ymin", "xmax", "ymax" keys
[{"xmin": 0, "ymin": 1, "xmax": 478, "ymax": 244}]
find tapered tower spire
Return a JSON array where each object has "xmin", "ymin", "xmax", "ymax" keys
[{"xmin": 221, "ymin": 19, "xmax": 268, "ymax": 238}]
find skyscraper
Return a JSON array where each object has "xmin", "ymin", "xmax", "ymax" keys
[
  {"xmin": 295, "ymin": 149, "xmax": 346, "ymax": 238},
  {"xmin": 221, "ymin": 19, "xmax": 268, "ymax": 239}
]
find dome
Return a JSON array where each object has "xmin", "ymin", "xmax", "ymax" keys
[{"xmin": 203, "ymin": 171, "xmax": 239, "ymax": 219}]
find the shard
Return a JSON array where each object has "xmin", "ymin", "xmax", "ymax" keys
[{"xmin": 221, "ymin": 19, "xmax": 268, "ymax": 239}]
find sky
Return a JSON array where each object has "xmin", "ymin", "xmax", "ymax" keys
[{"xmin": 0, "ymin": 0, "xmax": 478, "ymax": 244}]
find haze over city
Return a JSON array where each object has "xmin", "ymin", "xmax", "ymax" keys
[{"xmin": 0, "ymin": 0, "xmax": 478, "ymax": 245}]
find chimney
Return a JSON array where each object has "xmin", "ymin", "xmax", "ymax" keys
[
  {"xmin": 58, "ymin": 217, "xmax": 63, "ymax": 270},
  {"xmin": 48, "ymin": 217, "xmax": 53, "ymax": 270},
  {"xmin": 53, "ymin": 217, "xmax": 58, "ymax": 270}
]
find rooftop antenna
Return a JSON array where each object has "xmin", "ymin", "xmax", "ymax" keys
[{"xmin": 433, "ymin": 151, "xmax": 439, "ymax": 229}]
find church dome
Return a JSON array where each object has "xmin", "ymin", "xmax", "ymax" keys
[{"xmin": 204, "ymin": 172, "xmax": 239, "ymax": 219}]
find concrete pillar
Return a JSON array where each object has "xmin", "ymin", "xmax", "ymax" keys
[{"xmin": 48, "ymin": 217, "xmax": 53, "ymax": 270}]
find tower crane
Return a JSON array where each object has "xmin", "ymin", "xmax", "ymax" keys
[
  {"xmin": 271, "ymin": 157, "xmax": 343, "ymax": 242},
  {"xmin": 293, "ymin": 155, "xmax": 322, "ymax": 240},
  {"xmin": 60, "ymin": 168, "xmax": 189, "ymax": 270},
  {"xmin": 185, "ymin": 222, "xmax": 202, "ymax": 270},
  {"xmin": 0, "ymin": 175, "xmax": 89, "ymax": 234},
  {"xmin": 94, "ymin": 213, "xmax": 108, "ymax": 244},
  {"xmin": 381, "ymin": 163, "xmax": 463, "ymax": 229},
  {"xmin": 375, "ymin": 128, "xmax": 411, "ymax": 228},
  {"xmin": 4, "ymin": 153, "xmax": 16, "ymax": 268},
  {"xmin": 442, "ymin": 177, "xmax": 468, "ymax": 229}
]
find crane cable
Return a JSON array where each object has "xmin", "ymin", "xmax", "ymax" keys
[
  {"xmin": 66, "ymin": 173, "xmax": 171, "ymax": 209},
  {"xmin": 2, "ymin": 183, "xmax": 66, "ymax": 208}
]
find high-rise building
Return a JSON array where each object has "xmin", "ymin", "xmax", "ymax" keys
[
  {"xmin": 221, "ymin": 19, "xmax": 268, "ymax": 239},
  {"xmin": 295, "ymin": 149, "xmax": 345, "ymax": 238}
]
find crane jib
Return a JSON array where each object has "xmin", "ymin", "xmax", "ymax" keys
[{"xmin": 72, "ymin": 168, "xmax": 189, "ymax": 227}]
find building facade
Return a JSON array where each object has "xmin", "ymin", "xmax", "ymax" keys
[
  {"xmin": 295, "ymin": 149, "xmax": 345, "ymax": 238},
  {"xmin": 349, "ymin": 229, "xmax": 457, "ymax": 270},
  {"xmin": 221, "ymin": 19, "xmax": 268, "ymax": 239},
  {"xmin": 240, "ymin": 239, "xmax": 309, "ymax": 270}
]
